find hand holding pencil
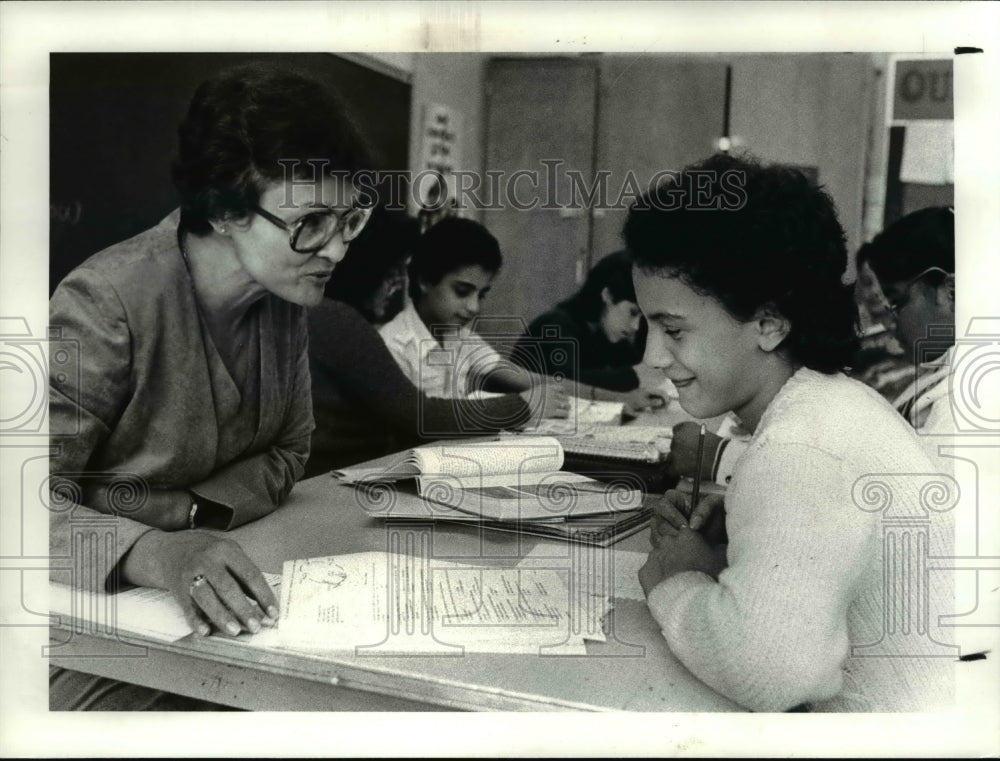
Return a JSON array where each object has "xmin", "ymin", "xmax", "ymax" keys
[{"xmin": 649, "ymin": 424, "xmax": 728, "ymax": 547}]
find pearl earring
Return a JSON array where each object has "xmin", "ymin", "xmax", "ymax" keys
[{"xmin": 219, "ymin": 225, "xmax": 228, "ymax": 235}]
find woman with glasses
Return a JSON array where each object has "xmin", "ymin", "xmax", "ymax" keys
[
  {"xmin": 48, "ymin": 63, "xmax": 372, "ymax": 708},
  {"xmin": 856, "ymin": 207, "xmax": 955, "ymax": 448}
]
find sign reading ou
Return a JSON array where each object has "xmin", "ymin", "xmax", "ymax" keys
[{"xmin": 893, "ymin": 59, "xmax": 953, "ymax": 121}]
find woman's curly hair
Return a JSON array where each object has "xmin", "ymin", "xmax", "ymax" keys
[
  {"xmin": 623, "ymin": 152, "xmax": 860, "ymax": 373},
  {"xmin": 172, "ymin": 61, "xmax": 373, "ymax": 235}
]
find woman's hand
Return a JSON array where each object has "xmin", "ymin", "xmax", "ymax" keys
[
  {"xmin": 649, "ymin": 489, "xmax": 727, "ymax": 547},
  {"xmin": 665, "ymin": 421, "xmax": 723, "ymax": 480},
  {"xmin": 638, "ymin": 530, "xmax": 729, "ymax": 596},
  {"xmin": 121, "ymin": 530, "xmax": 278, "ymax": 637},
  {"xmin": 521, "ymin": 382, "xmax": 570, "ymax": 422}
]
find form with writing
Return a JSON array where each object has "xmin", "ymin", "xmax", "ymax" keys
[{"xmin": 277, "ymin": 552, "xmax": 611, "ymax": 655}]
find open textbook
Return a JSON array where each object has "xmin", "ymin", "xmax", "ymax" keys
[{"xmin": 332, "ymin": 436, "xmax": 645, "ymax": 524}]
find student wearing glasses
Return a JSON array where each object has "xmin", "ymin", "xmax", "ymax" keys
[
  {"xmin": 49, "ymin": 63, "xmax": 372, "ymax": 709},
  {"xmin": 856, "ymin": 207, "xmax": 955, "ymax": 447}
]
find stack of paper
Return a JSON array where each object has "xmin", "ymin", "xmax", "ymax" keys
[
  {"xmin": 335, "ymin": 437, "xmax": 646, "ymax": 530},
  {"xmin": 528, "ymin": 424, "xmax": 673, "ymax": 464},
  {"xmin": 49, "ymin": 572, "xmax": 282, "ymax": 643},
  {"xmin": 276, "ymin": 552, "xmax": 612, "ymax": 655}
]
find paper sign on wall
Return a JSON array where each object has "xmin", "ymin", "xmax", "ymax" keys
[
  {"xmin": 418, "ymin": 103, "xmax": 464, "ymax": 209},
  {"xmin": 900, "ymin": 121, "xmax": 954, "ymax": 185}
]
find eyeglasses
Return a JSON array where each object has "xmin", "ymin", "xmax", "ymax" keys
[
  {"xmin": 252, "ymin": 203, "xmax": 372, "ymax": 254},
  {"xmin": 884, "ymin": 266, "xmax": 950, "ymax": 316}
]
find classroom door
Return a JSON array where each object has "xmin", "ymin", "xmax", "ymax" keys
[
  {"xmin": 591, "ymin": 56, "xmax": 729, "ymax": 258},
  {"xmin": 482, "ymin": 58, "xmax": 598, "ymax": 335}
]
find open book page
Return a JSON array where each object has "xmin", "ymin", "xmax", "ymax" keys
[
  {"xmin": 275, "ymin": 552, "xmax": 606, "ymax": 655},
  {"xmin": 466, "ymin": 392, "xmax": 625, "ymax": 425},
  {"xmin": 424, "ymin": 470, "xmax": 644, "ymax": 522},
  {"xmin": 337, "ymin": 436, "xmax": 642, "ymax": 523},
  {"xmin": 50, "ymin": 573, "xmax": 282, "ymax": 643},
  {"xmin": 573, "ymin": 398, "xmax": 627, "ymax": 424},
  {"xmin": 412, "ymin": 436, "xmax": 563, "ymax": 484},
  {"xmin": 331, "ymin": 449, "xmax": 418, "ymax": 484},
  {"xmin": 331, "ymin": 436, "xmax": 563, "ymax": 487}
]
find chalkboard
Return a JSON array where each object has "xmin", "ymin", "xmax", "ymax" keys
[{"xmin": 49, "ymin": 53, "xmax": 411, "ymax": 292}]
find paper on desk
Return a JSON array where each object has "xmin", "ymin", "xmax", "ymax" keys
[
  {"xmin": 50, "ymin": 573, "xmax": 282, "ymax": 643},
  {"xmin": 519, "ymin": 543, "xmax": 649, "ymax": 602},
  {"xmin": 467, "ymin": 393, "xmax": 628, "ymax": 425},
  {"xmin": 50, "ymin": 583, "xmax": 194, "ymax": 642},
  {"xmin": 276, "ymin": 552, "xmax": 606, "ymax": 655}
]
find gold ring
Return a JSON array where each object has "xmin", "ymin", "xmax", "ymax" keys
[{"xmin": 188, "ymin": 574, "xmax": 208, "ymax": 595}]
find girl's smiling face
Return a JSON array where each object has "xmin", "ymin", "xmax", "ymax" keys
[{"xmin": 633, "ymin": 265, "xmax": 793, "ymax": 431}]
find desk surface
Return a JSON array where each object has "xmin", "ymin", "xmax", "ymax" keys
[{"xmin": 50, "ymin": 410, "xmax": 740, "ymax": 712}]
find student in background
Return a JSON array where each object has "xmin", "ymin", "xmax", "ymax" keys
[
  {"xmin": 510, "ymin": 250, "xmax": 668, "ymax": 412},
  {"xmin": 307, "ymin": 208, "xmax": 568, "ymax": 475},
  {"xmin": 668, "ymin": 206, "xmax": 957, "ymax": 490},
  {"xmin": 629, "ymin": 153, "xmax": 953, "ymax": 712},
  {"xmin": 856, "ymin": 206, "xmax": 955, "ymax": 451},
  {"xmin": 322, "ymin": 204, "xmax": 413, "ymax": 327},
  {"xmin": 380, "ymin": 217, "xmax": 566, "ymax": 403}
]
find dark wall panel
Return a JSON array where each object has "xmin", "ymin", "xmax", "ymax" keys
[{"xmin": 50, "ymin": 53, "xmax": 411, "ymax": 292}]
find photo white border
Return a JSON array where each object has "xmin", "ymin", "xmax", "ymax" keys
[{"xmin": 1, "ymin": 1, "xmax": 998, "ymax": 757}]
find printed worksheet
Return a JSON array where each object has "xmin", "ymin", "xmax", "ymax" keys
[{"xmin": 277, "ymin": 552, "xmax": 609, "ymax": 654}]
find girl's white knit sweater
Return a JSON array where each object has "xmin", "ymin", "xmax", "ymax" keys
[{"xmin": 647, "ymin": 368, "xmax": 956, "ymax": 712}]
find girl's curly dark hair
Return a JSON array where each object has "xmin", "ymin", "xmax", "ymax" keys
[
  {"xmin": 623, "ymin": 152, "xmax": 860, "ymax": 373},
  {"xmin": 172, "ymin": 61, "xmax": 373, "ymax": 235}
]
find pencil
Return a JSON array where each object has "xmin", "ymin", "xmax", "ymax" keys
[{"xmin": 689, "ymin": 424, "xmax": 707, "ymax": 521}]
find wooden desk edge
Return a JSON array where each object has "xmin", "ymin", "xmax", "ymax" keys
[{"xmin": 48, "ymin": 621, "xmax": 612, "ymax": 712}]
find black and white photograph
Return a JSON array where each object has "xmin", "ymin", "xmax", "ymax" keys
[{"xmin": 1, "ymin": 2, "xmax": 998, "ymax": 757}]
